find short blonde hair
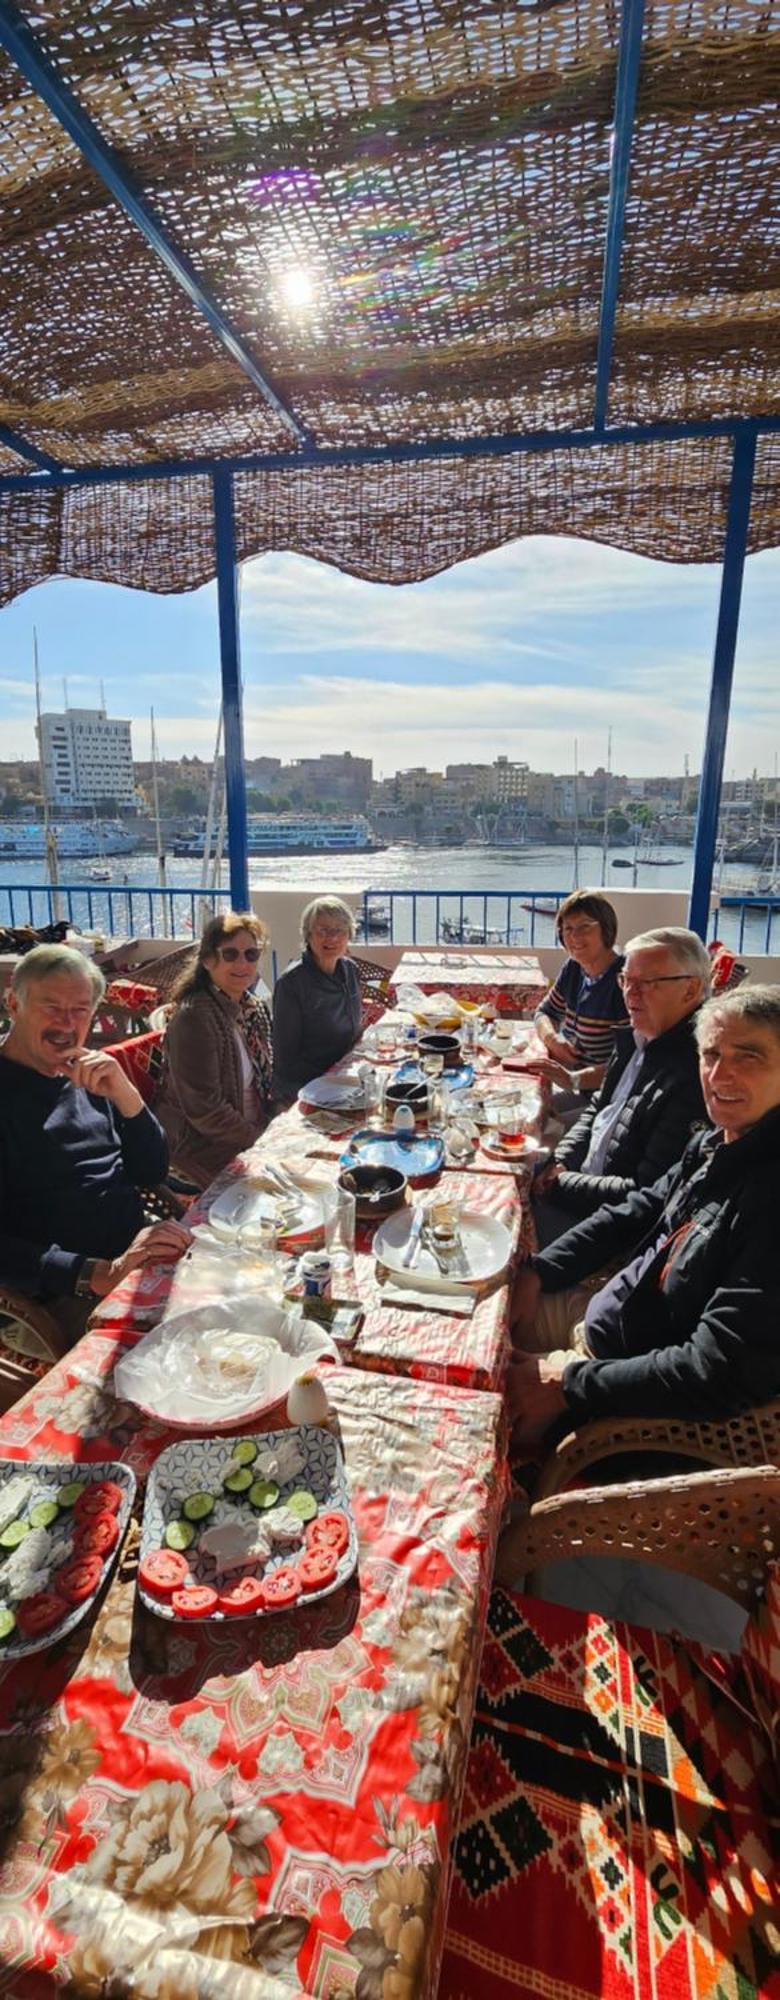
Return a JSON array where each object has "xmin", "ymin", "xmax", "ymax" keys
[
  {"xmin": 12, "ymin": 944, "xmax": 105, "ymax": 1009},
  {"xmin": 301, "ymin": 896, "xmax": 355, "ymax": 946}
]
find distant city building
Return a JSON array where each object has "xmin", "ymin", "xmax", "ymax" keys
[
  {"xmin": 38, "ymin": 706, "xmax": 135, "ymax": 809},
  {"xmin": 289, "ymin": 751, "xmax": 372, "ymax": 806},
  {"xmin": 493, "ymin": 756, "xmax": 529, "ymax": 804}
]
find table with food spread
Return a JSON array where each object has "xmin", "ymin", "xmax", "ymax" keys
[
  {"xmin": 390, "ymin": 948, "xmax": 547, "ymax": 1017},
  {"xmin": 0, "ymin": 1357, "xmax": 505, "ymax": 2000}
]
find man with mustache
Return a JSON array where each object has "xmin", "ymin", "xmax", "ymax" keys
[{"xmin": 0, "ymin": 945, "xmax": 189, "ymax": 1341}]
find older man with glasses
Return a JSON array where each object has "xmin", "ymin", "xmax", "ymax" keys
[
  {"xmin": 510, "ymin": 985, "xmax": 780, "ymax": 1447},
  {"xmin": 531, "ymin": 926, "xmax": 709, "ymax": 1248},
  {"xmin": 0, "ymin": 945, "xmax": 189, "ymax": 1342}
]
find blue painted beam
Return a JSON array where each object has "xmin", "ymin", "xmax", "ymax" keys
[
  {"xmin": 594, "ymin": 0, "xmax": 645, "ymax": 428},
  {"xmin": 688, "ymin": 428, "xmax": 757, "ymax": 940},
  {"xmin": 0, "ymin": 421, "xmax": 61, "ymax": 471},
  {"xmin": 213, "ymin": 466, "xmax": 249, "ymax": 911},
  {"xmin": 0, "ymin": 414, "xmax": 776, "ymax": 496},
  {"xmin": 0, "ymin": 0, "xmax": 309, "ymax": 448}
]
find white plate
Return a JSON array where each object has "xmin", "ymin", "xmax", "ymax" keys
[
  {"xmin": 138, "ymin": 1424, "xmax": 357, "ymax": 1622},
  {"xmin": 208, "ymin": 1177, "xmax": 324, "ymax": 1245},
  {"xmin": 299, "ymin": 1073, "xmax": 366, "ymax": 1110},
  {"xmin": 373, "ymin": 1207, "xmax": 512, "ymax": 1288}
]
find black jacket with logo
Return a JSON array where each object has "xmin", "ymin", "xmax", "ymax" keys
[
  {"xmin": 532, "ymin": 1104, "xmax": 780, "ymax": 1425},
  {"xmin": 551, "ymin": 1012, "xmax": 705, "ymax": 1217}
]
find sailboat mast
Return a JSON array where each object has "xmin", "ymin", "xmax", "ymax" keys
[
  {"xmin": 601, "ymin": 728, "xmax": 612, "ymax": 886},
  {"xmin": 572, "ymin": 739, "xmax": 580, "ymax": 889},
  {"xmin": 199, "ymin": 705, "xmax": 223, "ymax": 897},
  {"xmin": 150, "ymin": 709, "xmax": 169, "ymax": 937},
  {"xmin": 34, "ymin": 629, "xmax": 63, "ymax": 923}
]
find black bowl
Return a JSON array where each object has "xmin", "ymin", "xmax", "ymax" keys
[
  {"xmin": 384, "ymin": 1076, "xmax": 429, "ymax": 1111},
  {"xmin": 338, "ymin": 1163, "xmax": 408, "ymax": 1219},
  {"xmin": 418, "ymin": 1031, "xmax": 462, "ymax": 1069}
]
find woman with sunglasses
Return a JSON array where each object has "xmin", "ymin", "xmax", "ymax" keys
[
  {"xmin": 272, "ymin": 895, "xmax": 362, "ymax": 1107},
  {"xmin": 155, "ymin": 911, "xmax": 272, "ymax": 1189}
]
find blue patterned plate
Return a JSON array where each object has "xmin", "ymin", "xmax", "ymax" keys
[
  {"xmin": 138, "ymin": 1423, "xmax": 357, "ymax": 1622},
  {"xmin": 340, "ymin": 1129, "xmax": 444, "ymax": 1182},
  {"xmin": 394, "ymin": 1061, "xmax": 476, "ymax": 1093},
  {"xmin": 0, "ymin": 1457, "xmax": 135, "ymax": 1658}
]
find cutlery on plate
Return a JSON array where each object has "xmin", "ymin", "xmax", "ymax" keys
[{"xmin": 401, "ymin": 1206, "xmax": 425, "ymax": 1269}]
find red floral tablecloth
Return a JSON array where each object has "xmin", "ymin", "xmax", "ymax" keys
[
  {"xmin": 0, "ymin": 1362, "xmax": 505, "ymax": 2000},
  {"xmin": 391, "ymin": 950, "xmax": 546, "ymax": 1019}
]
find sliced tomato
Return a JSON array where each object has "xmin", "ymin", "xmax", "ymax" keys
[
  {"xmin": 139, "ymin": 1549, "xmax": 190, "ymax": 1598},
  {"xmin": 298, "ymin": 1547, "xmax": 340, "ymax": 1593},
  {"xmin": 171, "ymin": 1584, "xmax": 219, "ymax": 1619},
  {"xmin": 74, "ymin": 1513, "xmax": 120, "ymax": 1558},
  {"xmin": 75, "ymin": 1481, "xmax": 123, "ymax": 1520},
  {"xmin": 56, "ymin": 1554, "xmax": 103, "ymax": 1604},
  {"xmin": 218, "ymin": 1575, "xmax": 265, "ymax": 1617},
  {"xmin": 16, "ymin": 1591, "xmax": 67, "ymax": 1638},
  {"xmin": 305, "ymin": 1511, "xmax": 350, "ymax": 1557},
  {"xmin": 260, "ymin": 1566, "xmax": 301, "ymax": 1610}
]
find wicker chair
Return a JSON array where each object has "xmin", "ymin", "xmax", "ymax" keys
[
  {"xmin": 530, "ymin": 1397, "xmax": 780, "ymax": 1506},
  {"xmin": 496, "ymin": 1460, "xmax": 780, "ymax": 1600}
]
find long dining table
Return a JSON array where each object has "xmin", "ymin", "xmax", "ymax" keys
[{"xmin": 0, "ymin": 1009, "xmax": 535, "ymax": 1997}]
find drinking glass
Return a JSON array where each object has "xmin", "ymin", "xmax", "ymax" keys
[
  {"xmin": 421, "ymin": 1050, "xmax": 444, "ymax": 1081},
  {"xmin": 427, "ymin": 1079, "xmax": 450, "ymax": 1135},
  {"xmin": 324, "ymin": 1186, "xmax": 356, "ymax": 1273},
  {"xmin": 376, "ymin": 1022, "xmax": 396, "ymax": 1058},
  {"xmin": 498, "ymin": 1101, "xmax": 528, "ymax": 1153}
]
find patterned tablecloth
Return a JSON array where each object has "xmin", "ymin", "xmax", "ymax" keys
[
  {"xmin": 390, "ymin": 950, "xmax": 546, "ymax": 1018},
  {"xmin": 91, "ymin": 1085, "xmax": 535, "ymax": 1393},
  {"xmin": 0, "ymin": 1361, "xmax": 506, "ymax": 2000}
]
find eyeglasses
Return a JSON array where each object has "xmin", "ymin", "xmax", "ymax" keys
[
  {"xmin": 218, "ymin": 945, "xmax": 261, "ymax": 964},
  {"xmin": 313, "ymin": 927, "xmax": 348, "ymax": 943},
  {"xmin": 561, "ymin": 921, "xmax": 600, "ymax": 941},
  {"xmin": 618, "ymin": 973, "xmax": 690, "ymax": 994}
]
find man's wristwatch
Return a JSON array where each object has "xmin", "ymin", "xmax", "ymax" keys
[{"xmin": 75, "ymin": 1258, "xmax": 99, "ymax": 1299}]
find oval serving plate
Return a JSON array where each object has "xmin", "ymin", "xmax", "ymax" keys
[
  {"xmin": 394, "ymin": 1060, "xmax": 476, "ymax": 1094},
  {"xmin": 208, "ymin": 1178, "xmax": 324, "ymax": 1249},
  {"xmin": 0, "ymin": 1458, "xmax": 135, "ymax": 1659},
  {"xmin": 138, "ymin": 1425, "xmax": 357, "ymax": 1622},
  {"xmin": 341, "ymin": 1128, "xmax": 444, "ymax": 1183}
]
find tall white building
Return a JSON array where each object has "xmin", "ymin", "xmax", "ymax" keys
[{"xmin": 37, "ymin": 707, "xmax": 135, "ymax": 809}]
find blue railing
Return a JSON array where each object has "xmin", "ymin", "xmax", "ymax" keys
[{"xmin": 2, "ymin": 880, "xmax": 780, "ymax": 954}]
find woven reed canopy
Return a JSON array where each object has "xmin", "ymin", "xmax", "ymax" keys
[{"xmin": 0, "ymin": 0, "xmax": 778, "ymax": 601}]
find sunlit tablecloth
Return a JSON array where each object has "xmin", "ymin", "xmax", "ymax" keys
[
  {"xmin": 0, "ymin": 1360, "xmax": 505, "ymax": 2000},
  {"xmin": 391, "ymin": 949, "xmax": 546, "ymax": 1017}
]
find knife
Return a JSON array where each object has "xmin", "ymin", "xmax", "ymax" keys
[{"xmin": 401, "ymin": 1206, "xmax": 425, "ymax": 1269}]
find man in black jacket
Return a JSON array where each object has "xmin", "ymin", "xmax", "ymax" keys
[
  {"xmin": 510, "ymin": 986, "xmax": 780, "ymax": 1447},
  {"xmin": 1, "ymin": 945, "xmax": 190, "ymax": 1334},
  {"xmin": 532, "ymin": 926, "xmax": 710, "ymax": 1247}
]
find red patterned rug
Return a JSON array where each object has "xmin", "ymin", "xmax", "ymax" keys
[{"xmin": 440, "ymin": 1588, "xmax": 779, "ymax": 2000}]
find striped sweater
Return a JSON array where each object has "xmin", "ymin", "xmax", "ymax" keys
[{"xmin": 536, "ymin": 954, "xmax": 629, "ymax": 1066}]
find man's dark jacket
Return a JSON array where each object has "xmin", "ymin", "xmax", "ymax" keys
[
  {"xmin": 532, "ymin": 1104, "xmax": 780, "ymax": 1426},
  {"xmin": 550, "ymin": 1012, "xmax": 705, "ymax": 1217}
]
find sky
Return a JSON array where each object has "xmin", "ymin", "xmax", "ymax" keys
[{"xmin": 0, "ymin": 535, "xmax": 777, "ymax": 779}]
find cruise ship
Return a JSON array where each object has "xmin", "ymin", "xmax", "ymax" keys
[
  {"xmin": 173, "ymin": 813, "xmax": 384, "ymax": 858},
  {"xmin": 0, "ymin": 820, "xmax": 138, "ymax": 859}
]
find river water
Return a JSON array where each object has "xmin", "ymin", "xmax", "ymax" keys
[{"xmin": 0, "ymin": 843, "xmax": 773, "ymax": 953}]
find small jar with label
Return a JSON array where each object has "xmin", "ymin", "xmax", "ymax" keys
[{"xmin": 299, "ymin": 1250, "xmax": 333, "ymax": 1299}]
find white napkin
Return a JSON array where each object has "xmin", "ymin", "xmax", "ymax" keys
[{"xmin": 378, "ymin": 1282, "xmax": 476, "ymax": 1318}]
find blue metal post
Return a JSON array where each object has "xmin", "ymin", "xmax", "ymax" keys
[
  {"xmin": 688, "ymin": 428, "xmax": 757, "ymax": 940},
  {"xmin": 594, "ymin": 0, "xmax": 645, "ymax": 428},
  {"xmin": 213, "ymin": 467, "xmax": 249, "ymax": 911}
]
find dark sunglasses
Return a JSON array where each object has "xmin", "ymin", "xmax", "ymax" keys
[{"xmin": 218, "ymin": 945, "xmax": 261, "ymax": 964}]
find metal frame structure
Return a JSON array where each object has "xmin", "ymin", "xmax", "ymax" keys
[{"xmin": 0, "ymin": 0, "xmax": 774, "ymax": 926}]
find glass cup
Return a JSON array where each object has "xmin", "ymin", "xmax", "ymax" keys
[
  {"xmin": 421, "ymin": 1051, "xmax": 445, "ymax": 1081},
  {"xmin": 427, "ymin": 1079, "xmax": 450, "ymax": 1135},
  {"xmin": 376, "ymin": 1022, "xmax": 396, "ymax": 1056},
  {"xmin": 497, "ymin": 1101, "xmax": 528, "ymax": 1153},
  {"xmin": 324, "ymin": 1185, "xmax": 357, "ymax": 1273}
]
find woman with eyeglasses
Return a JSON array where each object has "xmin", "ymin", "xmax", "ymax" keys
[
  {"xmin": 533, "ymin": 890, "xmax": 629, "ymax": 1095},
  {"xmin": 155, "ymin": 911, "xmax": 272, "ymax": 1189},
  {"xmin": 272, "ymin": 895, "xmax": 362, "ymax": 1107}
]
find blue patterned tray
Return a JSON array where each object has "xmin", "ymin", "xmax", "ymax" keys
[
  {"xmin": 394, "ymin": 1060, "xmax": 476, "ymax": 1093},
  {"xmin": 341, "ymin": 1129, "xmax": 445, "ymax": 1181},
  {"xmin": 138, "ymin": 1423, "xmax": 357, "ymax": 1622},
  {"xmin": 0, "ymin": 1456, "xmax": 135, "ymax": 1658}
]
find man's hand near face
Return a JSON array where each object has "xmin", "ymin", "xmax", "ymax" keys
[{"xmin": 56, "ymin": 1047, "xmax": 144, "ymax": 1121}]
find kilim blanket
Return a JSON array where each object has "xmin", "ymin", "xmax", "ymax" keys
[{"xmin": 440, "ymin": 1587, "xmax": 779, "ymax": 2000}]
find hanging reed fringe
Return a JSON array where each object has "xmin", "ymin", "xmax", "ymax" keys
[{"xmin": 0, "ymin": 0, "xmax": 778, "ymax": 599}]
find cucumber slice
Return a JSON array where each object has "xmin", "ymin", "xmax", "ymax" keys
[
  {"xmin": 286, "ymin": 1489, "xmax": 318, "ymax": 1523},
  {"xmin": 0, "ymin": 1606, "xmax": 17, "ymax": 1642},
  {"xmin": 165, "ymin": 1519, "xmax": 195, "ymax": 1552},
  {"xmin": 182, "ymin": 1492, "xmax": 216, "ymax": 1523},
  {"xmin": 57, "ymin": 1481, "xmax": 87, "ymax": 1509},
  {"xmin": 223, "ymin": 1467, "xmax": 254, "ymax": 1495},
  {"xmin": 29, "ymin": 1500, "xmax": 59, "ymax": 1530},
  {"xmin": 231, "ymin": 1440, "xmax": 258, "ymax": 1467},
  {"xmin": 248, "ymin": 1478, "xmax": 280, "ymax": 1512},
  {"xmin": 0, "ymin": 1521, "xmax": 30, "ymax": 1550}
]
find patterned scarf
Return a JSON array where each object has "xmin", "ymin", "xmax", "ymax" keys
[{"xmin": 237, "ymin": 989, "xmax": 273, "ymax": 1108}]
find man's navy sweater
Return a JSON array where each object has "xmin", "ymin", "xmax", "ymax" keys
[{"xmin": 0, "ymin": 1051, "xmax": 169, "ymax": 1298}]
